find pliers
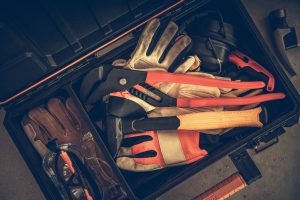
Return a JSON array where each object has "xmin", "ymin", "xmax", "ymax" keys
[{"xmin": 80, "ymin": 64, "xmax": 268, "ymax": 104}]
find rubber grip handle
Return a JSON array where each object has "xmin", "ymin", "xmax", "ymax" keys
[
  {"xmin": 178, "ymin": 107, "xmax": 264, "ymax": 131},
  {"xmin": 146, "ymin": 71, "xmax": 265, "ymax": 89},
  {"xmin": 176, "ymin": 93, "xmax": 286, "ymax": 108},
  {"xmin": 124, "ymin": 116, "xmax": 180, "ymax": 134},
  {"xmin": 194, "ymin": 173, "xmax": 247, "ymax": 200},
  {"xmin": 228, "ymin": 51, "xmax": 275, "ymax": 91},
  {"xmin": 60, "ymin": 151, "xmax": 75, "ymax": 174}
]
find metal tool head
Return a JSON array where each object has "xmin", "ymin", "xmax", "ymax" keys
[
  {"xmin": 128, "ymin": 83, "xmax": 176, "ymax": 107},
  {"xmin": 80, "ymin": 64, "xmax": 113, "ymax": 103},
  {"xmin": 80, "ymin": 65, "xmax": 147, "ymax": 104},
  {"xmin": 107, "ymin": 96, "xmax": 147, "ymax": 117}
]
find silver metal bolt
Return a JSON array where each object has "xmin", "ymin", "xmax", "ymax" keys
[{"xmin": 119, "ymin": 78, "xmax": 127, "ymax": 85}]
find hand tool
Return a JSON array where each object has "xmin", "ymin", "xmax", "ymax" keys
[
  {"xmin": 58, "ymin": 150, "xmax": 96, "ymax": 200},
  {"xmin": 269, "ymin": 8, "xmax": 298, "ymax": 76},
  {"xmin": 45, "ymin": 142, "xmax": 102, "ymax": 200},
  {"xmin": 110, "ymin": 82, "xmax": 285, "ymax": 108},
  {"xmin": 22, "ymin": 97, "xmax": 127, "ymax": 199},
  {"xmin": 80, "ymin": 65, "xmax": 266, "ymax": 104},
  {"xmin": 228, "ymin": 51, "xmax": 275, "ymax": 91},
  {"xmin": 106, "ymin": 106, "xmax": 267, "ymax": 157}
]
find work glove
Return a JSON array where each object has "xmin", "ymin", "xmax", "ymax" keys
[
  {"xmin": 116, "ymin": 130, "xmax": 208, "ymax": 171},
  {"xmin": 22, "ymin": 97, "xmax": 127, "ymax": 200},
  {"xmin": 109, "ymin": 19, "xmax": 266, "ymax": 172},
  {"xmin": 113, "ymin": 18, "xmax": 192, "ymax": 72}
]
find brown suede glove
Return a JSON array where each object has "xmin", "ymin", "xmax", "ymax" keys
[{"xmin": 22, "ymin": 97, "xmax": 127, "ymax": 200}]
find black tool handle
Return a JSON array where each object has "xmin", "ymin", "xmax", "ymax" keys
[{"xmin": 122, "ymin": 116, "xmax": 180, "ymax": 134}]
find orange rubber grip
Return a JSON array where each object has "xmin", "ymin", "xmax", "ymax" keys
[
  {"xmin": 84, "ymin": 189, "xmax": 94, "ymax": 200},
  {"xmin": 146, "ymin": 71, "xmax": 266, "ymax": 89},
  {"xmin": 59, "ymin": 151, "xmax": 75, "ymax": 174},
  {"xmin": 194, "ymin": 173, "xmax": 247, "ymax": 200},
  {"xmin": 229, "ymin": 51, "xmax": 275, "ymax": 92}
]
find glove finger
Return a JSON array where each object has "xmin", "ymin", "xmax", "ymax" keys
[
  {"xmin": 244, "ymin": 89, "xmax": 263, "ymax": 97},
  {"xmin": 213, "ymin": 76, "xmax": 233, "ymax": 93},
  {"xmin": 162, "ymin": 35, "xmax": 192, "ymax": 68},
  {"xmin": 132, "ymin": 19, "xmax": 160, "ymax": 58},
  {"xmin": 21, "ymin": 116, "xmax": 50, "ymax": 157},
  {"xmin": 181, "ymin": 55, "xmax": 201, "ymax": 72},
  {"xmin": 240, "ymin": 103, "xmax": 259, "ymax": 110},
  {"xmin": 112, "ymin": 59, "xmax": 127, "ymax": 67},
  {"xmin": 122, "ymin": 134, "xmax": 153, "ymax": 147},
  {"xmin": 152, "ymin": 21, "xmax": 178, "ymax": 60},
  {"xmin": 47, "ymin": 98, "xmax": 77, "ymax": 133},
  {"xmin": 221, "ymin": 89, "xmax": 245, "ymax": 98},
  {"xmin": 117, "ymin": 132, "xmax": 152, "ymax": 157},
  {"xmin": 118, "ymin": 146, "xmax": 133, "ymax": 157},
  {"xmin": 116, "ymin": 156, "xmax": 160, "ymax": 171},
  {"xmin": 174, "ymin": 56, "xmax": 198, "ymax": 73},
  {"xmin": 154, "ymin": 56, "xmax": 200, "ymax": 94},
  {"xmin": 224, "ymin": 89, "xmax": 263, "ymax": 110},
  {"xmin": 130, "ymin": 139, "xmax": 156, "ymax": 156},
  {"xmin": 177, "ymin": 84, "xmax": 221, "ymax": 98},
  {"xmin": 122, "ymin": 132, "xmax": 157, "ymax": 157},
  {"xmin": 238, "ymin": 89, "xmax": 263, "ymax": 110},
  {"xmin": 28, "ymin": 107, "xmax": 65, "ymax": 141},
  {"xmin": 223, "ymin": 87, "xmax": 262, "ymax": 98},
  {"xmin": 65, "ymin": 98, "xmax": 88, "ymax": 133}
]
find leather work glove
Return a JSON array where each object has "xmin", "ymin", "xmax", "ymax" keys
[
  {"xmin": 22, "ymin": 97, "xmax": 127, "ymax": 200},
  {"xmin": 116, "ymin": 130, "xmax": 208, "ymax": 171},
  {"xmin": 113, "ymin": 18, "xmax": 192, "ymax": 72}
]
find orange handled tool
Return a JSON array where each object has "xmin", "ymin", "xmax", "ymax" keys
[
  {"xmin": 80, "ymin": 65, "xmax": 266, "ymax": 104},
  {"xmin": 124, "ymin": 82, "xmax": 285, "ymax": 108},
  {"xmin": 229, "ymin": 51, "xmax": 275, "ymax": 92},
  {"xmin": 59, "ymin": 151, "xmax": 94, "ymax": 200}
]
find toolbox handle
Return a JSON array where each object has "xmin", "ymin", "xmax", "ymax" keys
[{"xmin": 193, "ymin": 172, "xmax": 247, "ymax": 200}]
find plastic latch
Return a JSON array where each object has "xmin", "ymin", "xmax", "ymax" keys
[
  {"xmin": 229, "ymin": 151, "xmax": 261, "ymax": 185},
  {"xmin": 262, "ymin": 127, "xmax": 285, "ymax": 143},
  {"xmin": 248, "ymin": 127, "xmax": 285, "ymax": 153}
]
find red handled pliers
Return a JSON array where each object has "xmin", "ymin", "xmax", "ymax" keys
[{"xmin": 80, "ymin": 65, "xmax": 265, "ymax": 104}]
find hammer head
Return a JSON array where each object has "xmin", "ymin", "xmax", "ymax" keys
[{"xmin": 107, "ymin": 96, "xmax": 147, "ymax": 118}]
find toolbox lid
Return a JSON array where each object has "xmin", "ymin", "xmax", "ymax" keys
[{"xmin": 0, "ymin": 0, "xmax": 184, "ymax": 106}]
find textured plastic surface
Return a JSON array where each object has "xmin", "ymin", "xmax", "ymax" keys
[{"xmin": 0, "ymin": 0, "xmax": 177, "ymax": 103}]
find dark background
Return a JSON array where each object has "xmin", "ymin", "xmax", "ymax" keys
[{"xmin": 0, "ymin": 0, "xmax": 299, "ymax": 199}]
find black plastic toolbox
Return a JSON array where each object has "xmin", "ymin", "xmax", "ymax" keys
[{"xmin": 0, "ymin": 0, "xmax": 299, "ymax": 199}]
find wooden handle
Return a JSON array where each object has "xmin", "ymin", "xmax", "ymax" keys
[
  {"xmin": 178, "ymin": 107, "xmax": 263, "ymax": 131},
  {"xmin": 194, "ymin": 173, "xmax": 247, "ymax": 200}
]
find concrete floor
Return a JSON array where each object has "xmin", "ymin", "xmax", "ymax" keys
[{"xmin": 0, "ymin": 0, "xmax": 299, "ymax": 200}]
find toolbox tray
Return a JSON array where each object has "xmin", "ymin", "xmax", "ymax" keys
[{"xmin": 1, "ymin": 0, "xmax": 299, "ymax": 199}]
